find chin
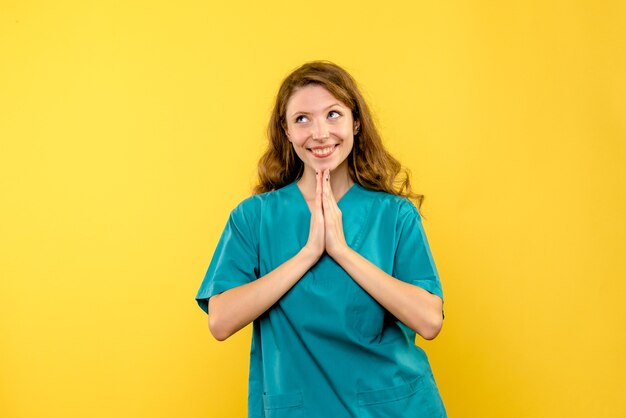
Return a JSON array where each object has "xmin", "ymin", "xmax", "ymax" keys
[
  {"xmin": 306, "ymin": 157, "xmax": 346, "ymax": 174},
  {"xmin": 312, "ymin": 162, "xmax": 336, "ymax": 172}
]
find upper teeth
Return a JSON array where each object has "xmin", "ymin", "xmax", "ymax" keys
[{"xmin": 311, "ymin": 146, "xmax": 335, "ymax": 155}]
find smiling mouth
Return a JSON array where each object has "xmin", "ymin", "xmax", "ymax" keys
[{"xmin": 308, "ymin": 144, "xmax": 339, "ymax": 158}]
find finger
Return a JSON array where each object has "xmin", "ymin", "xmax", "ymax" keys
[
  {"xmin": 322, "ymin": 169, "xmax": 330, "ymax": 205},
  {"xmin": 324, "ymin": 169, "xmax": 339, "ymax": 210},
  {"xmin": 315, "ymin": 170, "xmax": 323, "ymax": 215},
  {"xmin": 322, "ymin": 170, "xmax": 336, "ymax": 220},
  {"xmin": 324, "ymin": 169, "xmax": 331, "ymax": 198}
]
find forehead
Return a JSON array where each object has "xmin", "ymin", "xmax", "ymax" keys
[{"xmin": 286, "ymin": 84, "xmax": 348, "ymax": 113}]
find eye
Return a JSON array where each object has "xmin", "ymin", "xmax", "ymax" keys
[
  {"xmin": 295, "ymin": 115, "xmax": 308, "ymax": 123},
  {"xmin": 328, "ymin": 110, "xmax": 341, "ymax": 119}
]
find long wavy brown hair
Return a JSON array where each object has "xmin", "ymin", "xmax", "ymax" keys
[{"xmin": 252, "ymin": 60, "xmax": 425, "ymax": 210}]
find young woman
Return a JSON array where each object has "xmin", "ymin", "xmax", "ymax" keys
[{"xmin": 196, "ymin": 60, "xmax": 447, "ymax": 417}]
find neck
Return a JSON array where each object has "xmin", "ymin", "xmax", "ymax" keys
[{"xmin": 297, "ymin": 164, "xmax": 353, "ymax": 201}]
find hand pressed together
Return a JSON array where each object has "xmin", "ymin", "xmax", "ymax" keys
[{"xmin": 304, "ymin": 169, "xmax": 349, "ymax": 260}]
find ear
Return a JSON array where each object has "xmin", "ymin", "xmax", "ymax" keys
[{"xmin": 353, "ymin": 119, "xmax": 361, "ymax": 134}]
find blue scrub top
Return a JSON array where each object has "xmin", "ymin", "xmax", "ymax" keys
[{"xmin": 196, "ymin": 180, "xmax": 447, "ymax": 418}]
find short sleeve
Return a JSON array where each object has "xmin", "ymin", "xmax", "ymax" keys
[
  {"xmin": 195, "ymin": 200, "xmax": 260, "ymax": 314},
  {"xmin": 392, "ymin": 201, "xmax": 445, "ymax": 319}
]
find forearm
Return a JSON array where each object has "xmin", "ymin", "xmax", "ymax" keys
[
  {"xmin": 208, "ymin": 247, "xmax": 319, "ymax": 341},
  {"xmin": 335, "ymin": 247, "xmax": 444, "ymax": 340}
]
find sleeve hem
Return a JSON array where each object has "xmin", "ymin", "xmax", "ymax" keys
[
  {"xmin": 411, "ymin": 279, "xmax": 443, "ymax": 299},
  {"xmin": 195, "ymin": 280, "xmax": 248, "ymax": 315},
  {"xmin": 411, "ymin": 279, "xmax": 445, "ymax": 320}
]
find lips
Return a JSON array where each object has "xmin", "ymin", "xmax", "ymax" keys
[{"xmin": 308, "ymin": 144, "xmax": 339, "ymax": 158}]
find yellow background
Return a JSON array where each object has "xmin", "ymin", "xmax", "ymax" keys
[{"xmin": 1, "ymin": 1, "xmax": 624, "ymax": 417}]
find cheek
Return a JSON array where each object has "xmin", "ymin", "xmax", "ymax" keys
[
  {"xmin": 338, "ymin": 125, "xmax": 354, "ymax": 140},
  {"xmin": 341, "ymin": 135, "xmax": 354, "ymax": 150},
  {"xmin": 292, "ymin": 139, "xmax": 307, "ymax": 150},
  {"xmin": 291, "ymin": 144, "xmax": 309, "ymax": 161},
  {"xmin": 288, "ymin": 131, "xmax": 306, "ymax": 148}
]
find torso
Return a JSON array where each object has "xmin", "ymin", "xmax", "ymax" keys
[{"xmin": 238, "ymin": 180, "xmax": 446, "ymax": 417}]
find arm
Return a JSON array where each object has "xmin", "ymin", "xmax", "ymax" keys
[
  {"xmin": 334, "ymin": 246, "xmax": 444, "ymax": 340},
  {"xmin": 320, "ymin": 170, "xmax": 443, "ymax": 340},
  {"xmin": 208, "ymin": 170, "xmax": 327, "ymax": 341},
  {"xmin": 208, "ymin": 247, "xmax": 319, "ymax": 341}
]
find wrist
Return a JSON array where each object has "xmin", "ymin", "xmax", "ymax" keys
[
  {"xmin": 299, "ymin": 246, "xmax": 322, "ymax": 266},
  {"xmin": 329, "ymin": 243, "xmax": 352, "ymax": 262}
]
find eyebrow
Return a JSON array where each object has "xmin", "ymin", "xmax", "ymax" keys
[{"xmin": 289, "ymin": 103, "xmax": 343, "ymax": 118}]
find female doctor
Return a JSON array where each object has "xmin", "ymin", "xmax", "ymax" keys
[{"xmin": 196, "ymin": 60, "xmax": 447, "ymax": 418}]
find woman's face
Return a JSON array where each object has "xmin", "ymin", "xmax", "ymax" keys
[{"xmin": 284, "ymin": 84, "xmax": 359, "ymax": 175}]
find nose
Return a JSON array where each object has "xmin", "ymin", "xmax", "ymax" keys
[{"xmin": 311, "ymin": 119, "xmax": 329, "ymax": 140}]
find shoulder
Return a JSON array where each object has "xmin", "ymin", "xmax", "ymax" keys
[
  {"xmin": 230, "ymin": 182, "xmax": 293, "ymax": 221},
  {"xmin": 356, "ymin": 185, "xmax": 421, "ymax": 221}
]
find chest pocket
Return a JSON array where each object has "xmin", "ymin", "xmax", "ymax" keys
[
  {"xmin": 343, "ymin": 239, "xmax": 400, "ymax": 341},
  {"xmin": 348, "ymin": 281, "xmax": 386, "ymax": 340}
]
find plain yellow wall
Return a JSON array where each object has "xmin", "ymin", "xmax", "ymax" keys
[{"xmin": 1, "ymin": 1, "xmax": 625, "ymax": 417}]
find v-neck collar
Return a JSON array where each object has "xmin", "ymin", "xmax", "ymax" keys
[{"xmin": 290, "ymin": 179, "xmax": 359, "ymax": 215}]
